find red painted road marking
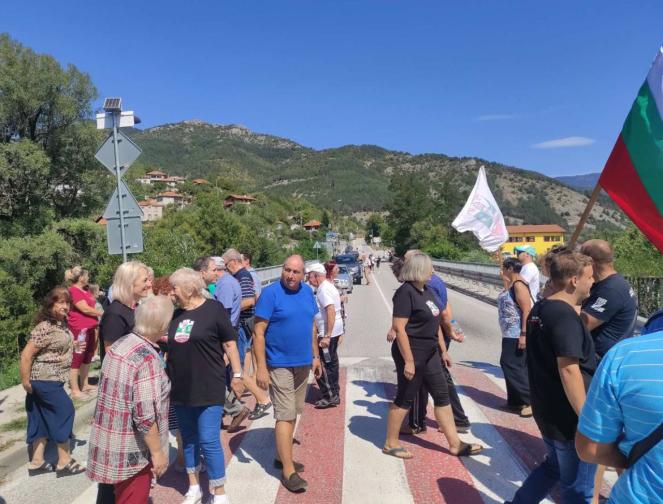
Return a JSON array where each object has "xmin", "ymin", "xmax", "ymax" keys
[
  {"xmin": 275, "ymin": 370, "xmax": 347, "ymax": 504},
  {"xmin": 382, "ymin": 382, "xmax": 484, "ymax": 504}
]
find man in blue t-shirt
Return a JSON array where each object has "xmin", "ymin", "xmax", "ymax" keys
[
  {"xmin": 254, "ymin": 255, "xmax": 322, "ymax": 493},
  {"xmin": 577, "ymin": 331, "xmax": 663, "ymax": 504}
]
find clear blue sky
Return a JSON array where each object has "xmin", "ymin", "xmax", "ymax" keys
[{"xmin": 4, "ymin": 1, "xmax": 663, "ymax": 176}]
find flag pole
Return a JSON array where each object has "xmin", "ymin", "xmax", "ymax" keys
[{"xmin": 568, "ymin": 182, "xmax": 602, "ymax": 248}]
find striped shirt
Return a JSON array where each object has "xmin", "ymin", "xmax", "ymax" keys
[
  {"xmin": 234, "ymin": 267, "xmax": 255, "ymax": 321},
  {"xmin": 578, "ymin": 331, "xmax": 663, "ymax": 503}
]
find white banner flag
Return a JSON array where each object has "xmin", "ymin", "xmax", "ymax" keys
[{"xmin": 452, "ymin": 166, "xmax": 509, "ymax": 252}]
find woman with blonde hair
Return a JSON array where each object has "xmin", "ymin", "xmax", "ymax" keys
[
  {"xmin": 383, "ymin": 253, "xmax": 482, "ymax": 460},
  {"xmin": 65, "ymin": 266, "xmax": 103, "ymax": 400},
  {"xmin": 167, "ymin": 267, "xmax": 244, "ymax": 504},
  {"xmin": 96, "ymin": 260, "xmax": 151, "ymax": 504}
]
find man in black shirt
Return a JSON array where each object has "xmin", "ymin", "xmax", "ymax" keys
[
  {"xmin": 508, "ymin": 251, "xmax": 598, "ymax": 504},
  {"xmin": 580, "ymin": 239, "xmax": 638, "ymax": 359}
]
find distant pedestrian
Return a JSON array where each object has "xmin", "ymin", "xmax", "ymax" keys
[
  {"xmin": 580, "ymin": 239, "xmax": 638, "ymax": 359},
  {"xmin": 376, "ymin": 256, "xmax": 381, "ymax": 269},
  {"xmin": 498, "ymin": 257, "xmax": 533, "ymax": 418},
  {"xmin": 254, "ymin": 255, "xmax": 322, "ymax": 493},
  {"xmin": 87, "ymin": 296, "xmax": 173, "ymax": 503},
  {"xmin": 514, "ymin": 245, "xmax": 540, "ymax": 300},
  {"xmin": 20, "ymin": 287, "xmax": 85, "ymax": 478},
  {"xmin": 363, "ymin": 255, "xmax": 373, "ymax": 285},
  {"xmin": 65, "ymin": 266, "xmax": 103, "ymax": 400},
  {"xmin": 307, "ymin": 262, "xmax": 343, "ymax": 408},
  {"xmin": 383, "ymin": 253, "xmax": 482, "ymax": 460},
  {"xmin": 507, "ymin": 250, "xmax": 597, "ymax": 504},
  {"xmin": 168, "ymin": 268, "xmax": 245, "ymax": 504},
  {"xmin": 576, "ymin": 328, "xmax": 663, "ymax": 504}
]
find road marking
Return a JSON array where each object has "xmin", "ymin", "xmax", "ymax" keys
[
  {"xmin": 342, "ymin": 366, "xmax": 414, "ymax": 504},
  {"xmin": 372, "ymin": 271, "xmax": 393, "ymax": 315}
]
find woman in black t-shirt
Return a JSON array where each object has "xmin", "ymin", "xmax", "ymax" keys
[
  {"xmin": 167, "ymin": 268, "xmax": 244, "ymax": 504},
  {"xmin": 382, "ymin": 253, "xmax": 482, "ymax": 460}
]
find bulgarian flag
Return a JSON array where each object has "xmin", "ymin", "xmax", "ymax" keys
[{"xmin": 600, "ymin": 46, "xmax": 663, "ymax": 252}]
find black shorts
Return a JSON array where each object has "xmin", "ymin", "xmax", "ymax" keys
[{"xmin": 392, "ymin": 342, "xmax": 450, "ymax": 409}]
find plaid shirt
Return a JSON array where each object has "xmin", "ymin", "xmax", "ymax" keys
[{"xmin": 86, "ymin": 332, "xmax": 170, "ymax": 484}]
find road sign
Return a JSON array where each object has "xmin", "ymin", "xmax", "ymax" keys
[
  {"xmin": 106, "ymin": 216, "xmax": 144, "ymax": 255},
  {"xmin": 313, "ymin": 241, "xmax": 322, "ymax": 249},
  {"xmin": 103, "ymin": 180, "xmax": 144, "ymax": 220},
  {"xmin": 95, "ymin": 130, "xmax": 142, "ymax": 177}
]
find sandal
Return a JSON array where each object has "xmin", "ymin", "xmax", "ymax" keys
[
  {"xmin": 56, "ymin": 458, "xmax": 86, "ymax": 478},
  {"xmin": 453, "ymin": 442, "xmax": 483, "ymax": 457},
  {"xmin": 382, "ymin": 446, "xmax": 413, "ymax": 459},
  {"xmin": 28, "ymin": 462, "xmax": 54, "ymax": 476}
]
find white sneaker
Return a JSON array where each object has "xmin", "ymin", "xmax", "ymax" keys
[{"xmin": 182, "ymin": 487, "xmax": 202, "ymax": 504}]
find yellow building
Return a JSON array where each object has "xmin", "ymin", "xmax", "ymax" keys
[{"xmin": 501, "ymin": 225, "xmax": 566, "ymax": 257}]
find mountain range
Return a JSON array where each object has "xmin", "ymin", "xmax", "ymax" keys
[
  {"xmin": 127, "ymin": 121, "xmax": 626, "ymax": 231},
  {"xmin": 555, "ymin": 173, "xmax": 601, "ymax": 190}
]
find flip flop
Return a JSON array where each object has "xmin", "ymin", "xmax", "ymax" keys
[
  {"xmin": 382, "ymin": 446, "xmax": 413, "ymax": 459},
  {"xmin": 28, "ymin": 462, "xmax": 54, "ymax": 476},
  {"xmin": 453, "ymin": 442, "xmax": 483, "ymax": 457}
]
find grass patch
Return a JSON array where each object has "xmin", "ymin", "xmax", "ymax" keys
[
  {"xmin": 14, "ymin": 404, "xmax": 25, "ymax": 414},
  {"xmin": 0, "ymin": 438, "xmax": 18, "ymax": 452},
  {"xmin": 0, "ymin": 361, "xmax": 21, "ymax": 390},
  {"xmin": 0, "ymin": 417, "xmax": 27, "ymax": 432}
]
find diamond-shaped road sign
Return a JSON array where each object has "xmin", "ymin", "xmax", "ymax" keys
[
  {"xmin": 313, "ymin": 241, "xmax": 322, "ymax": 249},
  {"xmin": 106, "ymin": 216, "xmax": 144, "ymax": 255},
  {"xmin": 103, "ymin": 180, "xmax": 144, "ymax": 220},
  {"xmin": 95, "ymin": 130, "xmax": 142, "ymax": 177}
]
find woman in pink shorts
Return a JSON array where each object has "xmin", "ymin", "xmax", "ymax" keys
[{"xmin": 65, "ymin": 266, "xmax": 103, "ymax": 400}]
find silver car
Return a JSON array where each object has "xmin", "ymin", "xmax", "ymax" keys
[{"xmin": 333, "ymin": 265, "xmax": 353, "ymax": 294}]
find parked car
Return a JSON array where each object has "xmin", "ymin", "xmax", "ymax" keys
[
  {"xmin": 333, "ymin": 265, "xmax": 353, "ymax": 294},
  {"xmin": 334, "ymin": 254, "xmax": 362, "ymax": 284}
]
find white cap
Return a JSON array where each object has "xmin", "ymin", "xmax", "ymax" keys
[{"xmin": 305, "ymin": 263, "xmax": 326, "ymax": 275}]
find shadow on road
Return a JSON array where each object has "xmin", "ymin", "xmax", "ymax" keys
[{"xmin": 459, "ymin": 360, "xmax": 504, "ymax": 381}]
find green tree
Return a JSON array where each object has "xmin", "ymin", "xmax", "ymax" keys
[
  {"xmin": 366, "ymin": 213, "xmax": 385, "ymax": 238},
  {"xmin": 321, "ymin": 210, "xmax": 331, "ymax": 230},
  {"xmin": 386, "ymin": 172, "xmax": 432, "ymax": 255}
]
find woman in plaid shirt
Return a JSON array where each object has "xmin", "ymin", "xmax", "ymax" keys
[{"xmin": 86, "ymin": 295, "xmax": 173, "ymax": 503}]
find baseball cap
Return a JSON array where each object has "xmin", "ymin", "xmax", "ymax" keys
[
  {"xmin": 305, "ymin": 263, "xmax": 326, "ymax": 275},
  {"xmin": 514, "ymin": 245, "xmax": 537, "ymax": 257}
]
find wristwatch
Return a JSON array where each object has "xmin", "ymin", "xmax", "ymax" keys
[{"xmin": 232, "ymin": 372, "xmax": 243, "ymax": 379}]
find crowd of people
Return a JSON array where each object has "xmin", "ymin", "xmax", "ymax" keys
[{"xmin": 16, "ymin": 237, "xmax": 663, "ymax": 504}]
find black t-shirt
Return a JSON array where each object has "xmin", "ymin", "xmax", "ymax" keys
[
  {"xmin": 167, "ymin": 299, "xmax": 236, "ymax": 407},
  {"xmin": 581, "ymin": 273, "xmax": 638, "ymax": 358},
  {"xmin": 99, "ymin": 300, "xmax": 134, "ymax": 361},
  {"xmin": 392, "ymin": 282, "xmax": 442, "ymax": 350},
  {"xmin": 526, "ymin": 299, "xmax": 597, "ymax": 441}
]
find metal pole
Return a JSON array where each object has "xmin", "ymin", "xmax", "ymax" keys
[{"xmin": 112, "ymin": 113, "xmax": 128, "ymax": 262}]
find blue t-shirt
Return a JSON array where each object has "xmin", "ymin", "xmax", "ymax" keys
[
  {"xmin": 213, "ymin": 273, "xmax": 242, "ymax": 327},
  {"xmin": 578, "ymin": 331, "xmax": 663, "ymax": 504},
  {"xmin": 255, "ymin": 280, "xmax": 318, "ymax": 367},
  {"xmin": 427, "ymin": 274, "xmax": 448, "ymax": 311}
]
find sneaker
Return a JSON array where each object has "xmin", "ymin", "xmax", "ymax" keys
[
  {"xmin": 456, "ymin": 424, "xmax": 471, "ymax": 434},
  {"xmin": 248, "ymin": 402, "xmax": 272, "ymax": 420},
  {"xmin": 182, "ymin": 487, "xmax": 202, "ymax": 504},
  {"xmin": 330, "ymin": 395, "xmax": 340, "ymax": 406},
  {"xmin": 281, "ymin": 472, "xmax": 308, "ymax": 493},
  {"xmin": 519, "ymin": 405, "xmax": 533, "ymax": 418},
  {"xmin": 227, "ymin": 406, "xmax": 250, "ymax": 433},
  {"xmin": 314, "ymin": 398, "xmax": 337, "ymax": 409}
]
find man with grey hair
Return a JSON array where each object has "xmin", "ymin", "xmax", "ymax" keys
[{"xmin": 254, "ymin": 255, "xmax": 322, "ymax": 493}]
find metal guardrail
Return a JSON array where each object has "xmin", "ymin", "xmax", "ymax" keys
[
  {"xmin": 433, "ymin": 258, "xmax": 653, "ymax": 327},
  {"xmin": 254, "ymin": 261, "xmax": 316, "ymax": 286}
]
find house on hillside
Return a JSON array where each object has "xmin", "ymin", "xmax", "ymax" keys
[
  {"xmin": 501, "ymin": 225, "xmax": 566, "ymax": 256},
  {"xmin": 192, "ymin": 178, "xmax": 210, "ymax": 185},
  {"xmin": 138, "ymin": 199, "xmax": 164, "ymax": 221},
  {"xmin": 137, "ymin": 170, "xmax": 170, "ymax": 185},
  {"xmin": 223, "ymin": 194, "xmax": 257, "ymax": 208},
  {"xmin": 155, "ymin": 191, "xmax": 186, "ymax": 208},
  {"xmin": 303, "ymin": 220, "xmax": 322, "ymax": 231},
  {"xmin": 164, "ymin": 176, "xmax": 186, "ymax": 188}
]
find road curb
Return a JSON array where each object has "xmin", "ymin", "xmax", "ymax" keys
[
  {"xmin": 444, "ymin": 281, "xmax": 498, "ymax": 307},
  {"xmin": 0, "ymin": 396, "xmax": 97, "ymax": 479}
]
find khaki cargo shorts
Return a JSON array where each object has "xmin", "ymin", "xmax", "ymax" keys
[{"xmin": 268, "ymin": 366, "xmax": 310, "ymax": 421}]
